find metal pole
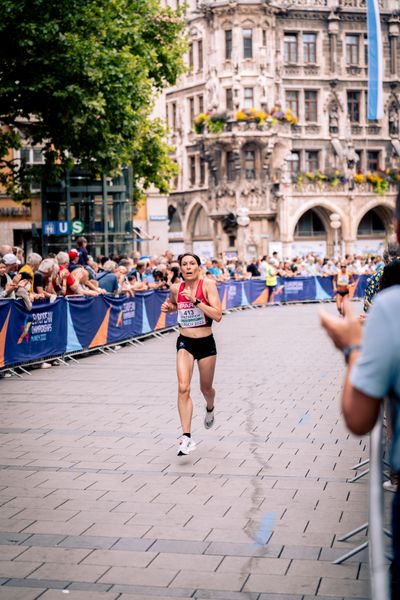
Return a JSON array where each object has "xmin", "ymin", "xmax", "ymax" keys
[
  {"xmin": 334, "ymin": 228, "xmax": 338, "ymax": 258},
  {"xmin": 102, "ymin": 174, "xmax": 109, "ymax": 257},
  {"xmin": 66, "ymin": 170, "xmax": 71, "ymax": 251},
  {"xmin": 369, "ymin": 409, "xmax": 390, "ymax": 600}
]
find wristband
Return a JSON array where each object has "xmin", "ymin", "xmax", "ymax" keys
[
  {"xmin": 343, "ymin": 344, "xmax": 361, "ymax": 364},
  {"xmin": 193, "ymin": 298, "xmax": 201, "ymax": 306}
]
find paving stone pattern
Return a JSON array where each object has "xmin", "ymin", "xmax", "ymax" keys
[{"xmin": 0, "ymin": 303, "xmax": 373, "ymax": 599}]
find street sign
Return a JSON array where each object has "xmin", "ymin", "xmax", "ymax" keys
[
  {"xmin": 72, "ymin": 220, "xmax": 85, "ymax": 234},
  {"xmin": 43, "ymin": 221, "xmax": 70, "ymax": 236}
]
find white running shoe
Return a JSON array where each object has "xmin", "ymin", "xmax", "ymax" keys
[
  {"xmin": 177, "ymin": 436, "xmax": 196, "ymax": 456},
  {"xmin": 383, "ymin": 480, "xmax": 397, "ymax": 493},
  {"xmin": 204, "ymin": 407, "xmax": 215, "ymax": 429}
]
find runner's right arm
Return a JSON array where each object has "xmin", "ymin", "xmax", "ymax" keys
[{"xmin": 161, "ymin": 283, "xmax": 179, "ymax": 313}]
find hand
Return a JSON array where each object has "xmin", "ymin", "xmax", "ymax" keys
[
  {"xmin": 320, "ymin": 299, "xmax": 362, "ymax": 351},
  {"xmin": 180, "ymin": 288, "xmax": 195, "ymax": 303},
  {"xmin": 161, "ymin": 298, "xmax": 174, "ymax": 313},
  {"xmin": 5, "ymin": 282, "xmax": 17, "ymax": 293}
]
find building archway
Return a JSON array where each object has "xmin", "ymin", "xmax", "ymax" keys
[
  {"xmin": 187, "ymin": 203, "xmax": 215, "ymax": 259},
  {"xmin": 292, "ymin": 207, "xmax": 330, "ymax": 257},
  {"xmin": 354, "ymin": 205, "xmax": 393, "ymax": 255}
]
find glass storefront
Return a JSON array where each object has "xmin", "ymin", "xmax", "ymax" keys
[{"xmin": 42, "ymin": 167, "xmax": 134, "ymax": 258}]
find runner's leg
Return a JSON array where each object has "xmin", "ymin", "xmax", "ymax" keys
[
  {"xmin": 176, "ymin": 348, "xmax": 195, "ymax": 433},
  {"xmin": 198, "ymin": 355, "xmax": 217, "ymax": 410},
  {"xmin": 336, "ymin": 293, "xmax": 342, "ymax": 315}
]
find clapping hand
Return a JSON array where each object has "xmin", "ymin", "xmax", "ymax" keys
[{"xmin": 320, "ymin": 298, "xmax": 362, "ymax": 351}]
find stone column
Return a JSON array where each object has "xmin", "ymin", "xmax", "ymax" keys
[
  {"xmin": 328, "ymin": 12, "xmax": 340, "ymax": 73},
  {"xmin": 389, "ymin": 18, "xmax": 400, "ymax": 75},
  {"xmin": 344, "ymin": 239, "xmax": 356, "ymax": 255}
]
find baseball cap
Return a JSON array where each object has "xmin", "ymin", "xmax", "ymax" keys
[
  {"xmin": 68, "ymin": 250, "xmax": 79, "ymax": 259},
  {"xmin": 2, "ymin": 253, "xmax": 21, "ymax": 265}
]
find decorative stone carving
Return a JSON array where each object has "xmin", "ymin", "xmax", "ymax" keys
[
  {"xmin": 205, "ymin": 67, "xmax": 220, "ymax": 111},
  {"xmin": 389, "ymin": 105, "xmax": 399, "ymax": 136},
  {"xmin": 258, "ymin": 66, "xmax": 269, "ymax": 106},
  {"xmin": 329, "ymin": 102, "xmax": 339, "ymax": 134}
]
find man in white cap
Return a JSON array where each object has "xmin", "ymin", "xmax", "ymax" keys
[{"xmin": 2, "ymin": 253, "xmax": 21, "ymax": 277}]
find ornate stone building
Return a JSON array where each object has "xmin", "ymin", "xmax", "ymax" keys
[{"xmin": 165, "ymin": 0, "xmax": 400, "ymax": 259}]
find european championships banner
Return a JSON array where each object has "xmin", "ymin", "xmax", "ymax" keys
[{"xmin": 0, "ymin": 275, "xmax": 369, "ymax": 369}]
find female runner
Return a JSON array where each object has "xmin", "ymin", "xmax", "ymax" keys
[
  {"xmin": 333, "ymin": 263, "xmax": 354, "ymax": 316},
  {"xmin": 161, "ymin": 253, "xmax": 222, "ymax": 456}
]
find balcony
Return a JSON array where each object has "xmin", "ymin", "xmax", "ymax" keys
[
  {"xmin": 292, "ymin": 170, "xmax": 399, "ymax": 196},
  {"xmin": 368, "ymin": 125, "xmax": 382, "ymax": 135},
  {"xmin": 285, "ymin": 0, "xmax": 389, "ymax": 7},
  {"xmin": 193, "ymin": 110, "xmax": 297, "ymax": 139}
]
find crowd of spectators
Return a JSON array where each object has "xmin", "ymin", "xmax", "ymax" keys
[{"xmin": 0, "ymin": 236, "xmax": 388, "ymax": 311}]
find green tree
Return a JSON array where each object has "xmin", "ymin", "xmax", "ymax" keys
[{"xmin": 0, "ymin": 0, "xmax": 186, "ymax": 199}]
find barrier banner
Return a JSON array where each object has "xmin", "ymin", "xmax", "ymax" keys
[
  {"xmin": 67, "ymin": 296, "xmax": 109, "ymax": 350},
  {"xmin": 2, "ymin": 298, "xmax": 67, "ymax": 367},
  {"xmin": 105, "ymin": 296, "xmax": 140, "ymax": 343},
  {"xmin": 281, "ymin": 277, "xmax": 316, "ymax": 302},
  {"xmin": 0, "ymin": 274, "xmax": 372, "ymax": 369}
]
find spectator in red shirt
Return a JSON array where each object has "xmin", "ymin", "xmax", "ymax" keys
[
  {"xmin": 68, "ymin": 249, "xmax": 80, "ymax": 272},
  {"xmin": 56, "ymin": 252, "xmax": 79, "ymax": 296}
]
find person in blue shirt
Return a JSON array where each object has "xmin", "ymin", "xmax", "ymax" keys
[
  {"xmin": 320, "ymin": 189, "xmax": 400, "ymax": 599},
  {"xmin": 96, "ymin": 260, "xmax": 119, "ymax": 295}
]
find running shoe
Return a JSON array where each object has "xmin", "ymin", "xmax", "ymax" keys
[
  {"xmin": 383, "ymin": 480, "xmax": 397, "ymax": 493},
  {"xmin": 177, "ymin": 436, "xmax": 196, "ymax": 456},
  {"xmin": 204, "ymin": 407, "xmax": 215, "ymax": 429}
]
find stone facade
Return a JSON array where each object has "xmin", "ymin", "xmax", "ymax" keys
[{"xmin": 164, "ymin": 0, "xmax": 400, "ymax": 259}]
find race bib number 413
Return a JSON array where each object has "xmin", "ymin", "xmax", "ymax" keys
[{"xmin": 177, "ymin": 302, "xmax": 206, "ymax": 328}]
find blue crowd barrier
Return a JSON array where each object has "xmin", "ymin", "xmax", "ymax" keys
[{"xmin": 0, "ymin": 275, "xmax": 369, "ymax": 370}]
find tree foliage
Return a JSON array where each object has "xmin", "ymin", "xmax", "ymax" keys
[{"xmin": 0, "ymin": 0, "xmax": 186, "ymax": 200}]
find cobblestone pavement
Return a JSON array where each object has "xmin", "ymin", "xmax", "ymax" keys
[{"xmin": 0, "ymin": 302, "xmax": 373, "ymax": 600}]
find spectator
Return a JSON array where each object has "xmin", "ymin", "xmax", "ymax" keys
[
  {"xmin": 320, "ymin": 189, "xmax": 400, "ymax": 599},
  {"xmin": 167, "ymin": 264, "xmax": 181, "ymax": 286},
  {"xmin": 15, "ymin": 272, "xmax": 33, "ymax": 310},
  {"xmin": 265, "ymin": 256, "xmax": 278, "ymax": 304},
  {"xmin": 380, "ymin": 258, "xmax": 400, "ymax": 291},
  {"xmin": 96, "ymin": 260, "xmax": 119, "ymax": 295},
  {"xmin": 19, "ymin": 252, "xmax": 42, "ymax": 293},
  {"xmin": 12, "ymin": 246, "xmax": 24, "ymax": 264},
  {"xmin": 364, "ymin": 236, "xmax": 400, "ymax": 312},
  {"xmin": 2, "ymin": 253, "xmax": 21, "ymax": 277},
  {"xmin": 246, "ymin": 257, "xmax": 261, "ymax": 278},
  {"xmin": 259, "ymin": 255, "xmax": 268, "ymax": 279},
  {"xmin": 69, "ymin": 267, "xmax": 102, "ymax": 297},
  {"xmin": 55, "ymin": 251, "xmax": 79, "ymax": 296},
  {"xmin": 0, "ymin": 259, "xmax": 17, "ymax": 298},
  {"xmin": 68, "ymin": 249, "xmax": 80, "ymax": 272},
  {"xmin": 77, "ymin": 237, "xmax": 89, "ymax": 266},
  {"xmin": 34, "ymin": 259, "xmax": 58, "ymax": 300},
  {"xmin": 208, "ymin": 259, "xmax": 222, "ymax": 278},
  {"xmin": 117, "ymin": 265, "xmax": 134, "ymax": 297},
  {"xmin": 0, "ymin": 244, "xmax": 12, "ymax": 257},
  {"xmin": 130, "ymin": 260, "xmax": 146, "ymax": 283}
]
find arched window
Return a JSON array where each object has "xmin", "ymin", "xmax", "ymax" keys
[
  {"xmin": 357, "ymin": 209, "xmax": 386, "ymax": 236},
  {"xmin": 295, "ymin": 209, "xmax": 326, "ymax": 237},
  {"xmin": 242, "ymin": 144, "xmax": 258, "ymax": 180},
  {"xmin": 193, "ymin": 206, "xmax": 212, "ymax": 238},
  {"xmin": 168, "ymin": 206, "xmax": 182, "ymax": 233}
]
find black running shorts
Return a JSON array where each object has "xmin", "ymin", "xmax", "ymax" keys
[{"xmin": 176, "ymin": 334, "xmax": 217, "ymax": 361}]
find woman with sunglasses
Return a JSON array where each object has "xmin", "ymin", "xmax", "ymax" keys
[{"xmin": 333, "ymin": 262, "xmax": 354, "ymax": 316}]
